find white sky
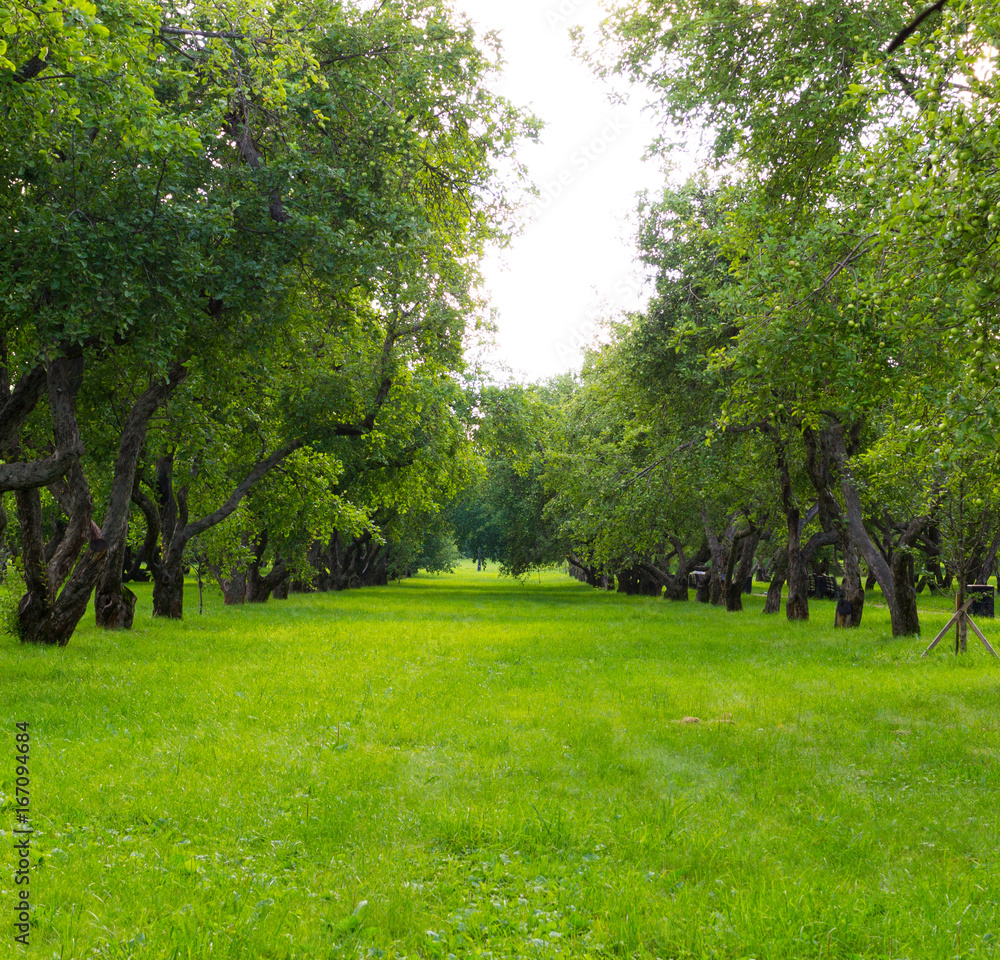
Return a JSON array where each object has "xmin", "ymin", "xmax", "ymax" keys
[{"xmin": 457, "ymin": 0, "xmax": 666, "ymax": 383}]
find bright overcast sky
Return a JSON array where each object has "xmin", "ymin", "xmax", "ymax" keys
[{"xmin": 456, "ymin": 0, "xmax": 666, "ymax": 383}]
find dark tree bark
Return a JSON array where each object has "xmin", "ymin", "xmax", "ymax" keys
[
  {"xmin": 663, "ymin": 575, "xmax": 690, "ymax": 601},
  {"xmin": 209, "ymin": 533, "xmax": 253, "ymax": 605},
  {"xmin": 616, "ymin": 566, "xmax": 659, "ymax": 596},
  {"xmin": 640, "ymin": 539, "xmax": 710, "ymax": 602},
  {"xmin": 249, "ymin": 559, "xmax": 289, "ymax": 601},
  {"xmin": 0, "ymin": 497, "xmax": 9, "ymax": 580},
  {"xmin": 0, "ymin": 350, "xmax": 47, "ymax": 454},
  {"xmin": 94, "ymin": 583, "xmax": 137, "ymax": 630},
  {"xmin": 772, "ymin": 430, "xmax": 809, "ymax": 620},
  {"xmin": 695, "ymin": 573, "xmax": 712, "ymax": 603},
  {"xmin": 840, "ymin": 534, "xmax": 865, "ymax": 627},
  {"xmin": 150, "ymin": 440, "xmax": 304, "ymax": 618},
  {"xmin": 14, "ymin": 361, "xmax": 97, "ymax": 644},
  {"xmin": 785, "ymin": 518, "xmax": 810, "ymax": 621},
  {"xmin": 771, "ymin": 427, "xmax": 840, "ymax": 621},
  {"xmin": 804, "ymin": 422, "xmax": 928, "ymax": 637},
  {"xmin": 15, "ymin": 488, "xmax": 52, "ymax": 642},
  {"xmin": 244, "ymin": 533, "xmax": 289, "ymax": 603},
  {"xmin": 0, "ymin": 346, "xmax": 86, "ymax": 494},
  {"xmin": 94, "ymin": 490, "xmax": 136, "ymax": 630},
  {"xmin": 0, "ymin": 443, "xmax": 86, "ymax": 492},
  {"xmin": 151, "ymin": 454, "xmax": 186, "ymax": 618},
  {"xmin": 703, "ymin": 514, "xmax": 733, "ymax": 608},
  {"xmin": 16, "ymin": 361, "xmax": 185, "ymax": 644},
  {"xmin": 116, "ymin": 482, "xmax": 161, "ymax": 587},
  {"xmin": 220, "ymin": 567, "xmax": 248, "ymax": 605},
  {"xmin": 763, "ymin": 548, "xmax": 787, "ymax": 615},
  {"xmin": 889, "ymin": 549, "xmax": 921, "ymax": 636},
  {"xmin": 703, "ymin": 510, "xmax": 763, "ymax": 612},
  {"xmin": 567, "ymin": 553, "xmax": 601, "ymax": 588},
  {"xmin": 725, "ymin": 529, "xmax": 762, "ymax": 612}
]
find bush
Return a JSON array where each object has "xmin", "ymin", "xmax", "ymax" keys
[{"xmin": 0, "ymin": 561, "xmax": 24, "ymax": 639}]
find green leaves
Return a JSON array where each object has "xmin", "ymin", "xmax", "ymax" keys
[{"xmin": 1, "ymin": 0, "xmax": 537, "ymax": 636}]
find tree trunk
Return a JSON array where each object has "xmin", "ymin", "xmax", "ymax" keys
[
  {"xmin": 805, "ymin": 423, "xmax": 922, "ymax": 637},
  {"xmin": 151, "ymin": 441, "xmax": 304, "ymax": 618},
  {"xmin": 0, "ymin": 497, "xmax": 9, "ymax": 581},
  {"xmin": 889, "ymin": 550, "xmax": 920, "ymax": 636},
  {"xmin": 725, "ymin": 530, "xmax": 761, "ymax": 612},
  {"xmin": 17, "ymin": 558, "xmax": 105, "ymax": 645},
  {"xmin": 772, "ymin": 431, "xmax": 809, "ymax": 621},
  {"xmin": 220, "ymin": 567, "xmax": 248, "ymax": 605},
  {"xmin": 153, "ymin": 549, "xmax": 185, "ymax": 619},
  {"xmin": 663, "ymin": 540, "xmax": 710, "ymax": 601},
  {"xmin": 785, "ymin": 512, "xmax": 810, "ymax": 621},
  {"xmin": 14, "ymin": 488, "xmax": 52, "ymax": 642},
  {"xmin": 568, "ymin": 552, "xmax": 602, "ymax": 589},
  {"xmin": 152, "ymin": 455, "xmax": 186, "ymax": 618},
  {"xmin": 15, "ymin": 472, "xmax": 109, "ymax": 646},
  {"xmin": 724, "ymin": 541, "xmax": 744, "ymax": 612},
  {"xmin": 695, "ymin": 573, "xmax": 711, "ymax": 603},
  {"xmin": 664, "ymin": 576, "xmax": 690, "ymax": 600},
  {"xmin": 840, "ymin": 534, "xmax": 865, "ymax": 627},
  {"xmin": 764, "ymin": 549, "xmax": 787, "ymax": 615},
  {"xmin": 709, "ymin": 570, "xmax": 724, "ymax": 605},
  {"xmin": 94, "ymin": 583, "xmax": 137, "ymax": 630},
  {"xmin": 704, "ymin": 525, "xmax": 728, "ymax": 607},
  {"xmin": 14, "ymin": 356, "xmax": 178, "ymax": 645},
  {"xmin": 247, "ymin": 559, "xmax": 288, "ymax": 603},
  {"xmin": 94, "ymin": 522, "xmax": 137, "ymax": 629}
]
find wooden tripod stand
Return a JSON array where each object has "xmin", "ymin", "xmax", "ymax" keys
[{"xmin": 921, "ymin": 598, "xmax": 1000, "ymax": 659}]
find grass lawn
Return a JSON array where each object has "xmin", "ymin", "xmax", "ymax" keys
[{"xmin": 1, "ymin": 562, "xmax": 999, "ymax": 959}]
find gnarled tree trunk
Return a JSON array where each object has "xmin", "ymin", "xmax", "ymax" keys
[
  {"xmin": 245, "ymin": 534, "xmax": 289, "ymax": 603},
  {"xmin": 785, "ymin": 521, "xmax": 810, "ymax": 621},
  {"xmin": 94, "ymin": 579, "xmax": 137, "ymax": 630},
  {"xmin": 805, "ymin": 422, "xmax": 927, "ymax": 637},
  {"xmin": 889, "ymin": 549, "xmax": 920, "ymax": 636},
  {"xmin": 725, "ymin": 530, "xmax": 762, "ymax": 612},
  {"xmin": 150, "ymin": 440, "xmax": 303, "ymax": 618},
  {"xmin": 153, "ymin": 552, "xmax": 186, "ymax": 618},
  {"xmin": 763, "ymin": 548, "xmax": 787, "ymax": 615},
  {"xmin": 15, "ymin": 359, "xmax": 185, "ymax": 644},
  {"xmin": 840, "ymin": 534, "xmax": 865, "ymax": 627},
  {"xmin": 94, "ymin": 509, "xmax": 138, "ymax": 630}
]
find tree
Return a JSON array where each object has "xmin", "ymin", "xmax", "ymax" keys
[
  {"xmin": 450, "ymin": 383, "xmax": 568, "ymax": 579},
  {"xmin": 1, "ymin": 0, "xmax": 536, "ymax": 643},
  {"xmin": 590, "ymin": 0, "xmax": 1000, "ymax": 636}
]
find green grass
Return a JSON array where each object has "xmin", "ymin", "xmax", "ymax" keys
[{"xmin": 2, "ymin": 563, "xmax": 999, "ymax": 959}]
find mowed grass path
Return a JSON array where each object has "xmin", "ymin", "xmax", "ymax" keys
[{"xmin": 2, "ymin": 564, "xmax": 999, "ymax": 959}]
